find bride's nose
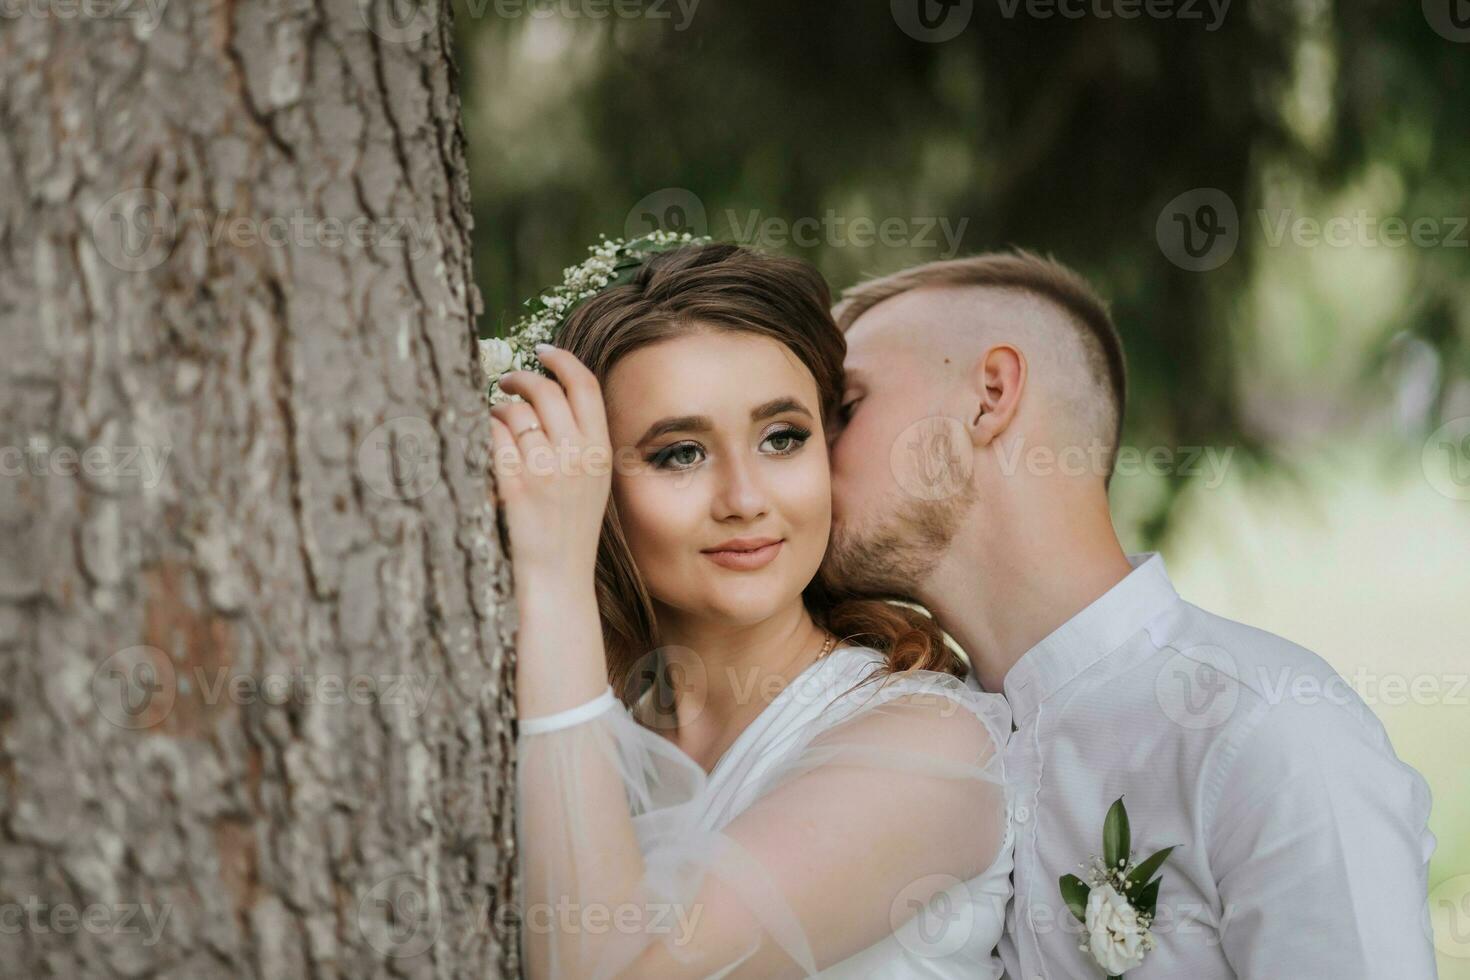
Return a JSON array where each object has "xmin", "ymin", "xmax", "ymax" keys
[{"xmin": 710, "ymin": 451, "xmax": 770, "ymax": 522}]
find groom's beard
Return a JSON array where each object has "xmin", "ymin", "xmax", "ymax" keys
[{"xmin": 820, "ymin": 483, "xmax": 978, "ymax": 598}]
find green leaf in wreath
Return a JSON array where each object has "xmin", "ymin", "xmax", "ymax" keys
[
  {"xmin": 1124, "ymin": 845, "xmax": 1176, "ymax": 900},
  {"xmin": 1059, "ymin": 874, "xmax": 1091, "ymax": 923},
  {"xmin": 1135, "ymin": 875, "xmax": 1163, "ymax": 918},
  {"xmin": 1103, "ymin": 796, "xmax": 1130, "ymax": 871}
]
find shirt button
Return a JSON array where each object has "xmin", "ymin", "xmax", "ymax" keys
[{"xmin": 1015, "ymin": 805, "xmax": 1031, "ymax": 823}]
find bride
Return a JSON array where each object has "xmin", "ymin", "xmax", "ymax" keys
[{"xmin": 485, "ymin": 235, "xmax": 1013, "ymax": 978}]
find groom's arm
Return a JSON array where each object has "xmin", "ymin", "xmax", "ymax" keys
[{"xmin": 1206, "ymin": 694, "xmax": 1438, "ymax": 978}]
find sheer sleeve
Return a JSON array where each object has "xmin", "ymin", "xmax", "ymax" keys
[{"xmin": 514, "ymin": 666, "xmax": 1010, "ymax": 979}]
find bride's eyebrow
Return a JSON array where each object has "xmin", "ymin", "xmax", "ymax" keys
[
  {"xmin": 636, "ymin": 397, "xmax": 814, "ymax": 446},
  {"xmin": 750, "ymin": 396, "xmax": 813, "ymax": 423}
]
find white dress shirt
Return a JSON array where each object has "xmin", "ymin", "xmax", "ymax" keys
[{"xmin": 987, "ymin": 552, "xmax": 1438, "ymax": 979}]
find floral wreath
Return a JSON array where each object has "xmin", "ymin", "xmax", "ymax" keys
[{"xmin": 478, "ymin": 230, "xmax": 712, "ymax": 404}]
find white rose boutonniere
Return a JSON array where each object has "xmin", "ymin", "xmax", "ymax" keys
[
  {"xmin": 1085, "ymin": 884, "xmax": 1148, "ymax": 974},
  {"xmin": 1059, "ymin": 797, "xmax": 1176, "ymax": 978}
]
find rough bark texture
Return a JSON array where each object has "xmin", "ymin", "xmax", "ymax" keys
[{"xmin": 0, "ymin": 0, "xmax": 518, "ymax": 976}]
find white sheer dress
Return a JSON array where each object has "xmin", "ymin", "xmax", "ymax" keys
[{"xmin": 515, "ymin": 644, "xmax": 1014, "ymax": 978}]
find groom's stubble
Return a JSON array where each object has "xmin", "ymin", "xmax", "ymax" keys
[{"xmin": 820, "ymin": 479, "xmax": 979, "ymax": 599}]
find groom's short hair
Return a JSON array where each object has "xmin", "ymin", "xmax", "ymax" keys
[{"xmin": 834, "ymin": 251, "xmax": 1126, "ymax": 481}]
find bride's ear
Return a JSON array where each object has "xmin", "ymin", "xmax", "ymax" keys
[{"xmin": 966, "ymin": 344, "xmax": 1025, "ymax": 447}]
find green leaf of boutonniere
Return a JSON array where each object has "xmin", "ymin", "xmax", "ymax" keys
[
  {"xmin": 1135, "ymin": 875, "xmax": 1163, "ymax": 918},
  {"xmin": 1060, "ymin": 873, "xmax": 1091, "ymax": 923},
  {"xmin": 1103, "ymin": 796, "xmax": 1130, "ymax": 871},
  {"xmin": 1124, "ymin": 845, "xmax": 1176, "ymax": 901}
]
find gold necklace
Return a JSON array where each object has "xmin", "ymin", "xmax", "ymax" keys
[{"xmin": 816, "ymin": 630, "xmax": 837, "ymax": 660}]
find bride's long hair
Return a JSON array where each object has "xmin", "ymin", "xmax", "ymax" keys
[{"xmin": 552, "ymin": 242, "xmax": 967, "ymax": 704}]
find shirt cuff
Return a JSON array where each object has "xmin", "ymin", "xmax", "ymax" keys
[{"xmin": 518, "ymin": 686, "xmax": 619, "ymax": 735}]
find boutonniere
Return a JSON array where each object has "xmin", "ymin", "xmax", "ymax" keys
[{"xmin": 1059, "ymin": 797, "xmax": 1175, "ymax": 978}]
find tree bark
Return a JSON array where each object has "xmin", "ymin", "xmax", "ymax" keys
[{"xmin": 0, "ymin": 0, "xmax": 518, "ymax": 976}]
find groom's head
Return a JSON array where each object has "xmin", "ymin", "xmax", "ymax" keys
[{"xmin": 821, "ymin": 251, "xmax": 1125, "ymax": 597}]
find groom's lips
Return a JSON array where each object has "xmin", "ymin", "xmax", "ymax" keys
[{"xmin": 701, "ymin": 537, "xmax": 783, "ymax": 571}]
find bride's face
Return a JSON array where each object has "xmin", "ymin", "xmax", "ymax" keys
[{"xmin": 603, "ymin": 329, "xmax": 831, "ymax": 628}]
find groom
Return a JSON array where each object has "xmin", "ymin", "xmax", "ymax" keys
[{"xmin": 820, "ymin": 252, "xmax": 1438, "ymax": 977}]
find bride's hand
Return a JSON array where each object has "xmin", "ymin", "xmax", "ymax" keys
[{"xmin": 488, "ymin": 345, "xmax": 612, "ymax": 585}]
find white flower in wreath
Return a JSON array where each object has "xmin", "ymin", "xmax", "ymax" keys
[
  {"xmin": 479, "ymin": 336, "xmax": 515, "ymax": 379},
  {"xmin": 477, "ymin": 230, "xmax": 712, "ymax": 405},
  {"xmin": 1085, "ymin": 884, "xmax": 1149, "ymax": 975}
]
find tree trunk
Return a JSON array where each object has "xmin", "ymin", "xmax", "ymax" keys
[{"xmin": 0, "ymin": 1, "xmax": 519, "ymax": 976}]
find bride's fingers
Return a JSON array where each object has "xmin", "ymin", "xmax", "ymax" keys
[
  {"xmin": 490, "ymin": 401, "xmax": 552, "ymax": 455},
  {"xmin": 496, "ymin": 370, "xmax": 577, "ymax": 441},
  {"xmin": 532, "ymin": 345, "xmax": 608, "ymax": 441}
]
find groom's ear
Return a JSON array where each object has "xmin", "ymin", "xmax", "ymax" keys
[{"xmin": 965, "ymin": 344, "xmax": 1025, "ymax": 447}]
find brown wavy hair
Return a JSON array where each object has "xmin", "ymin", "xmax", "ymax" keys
[{"xmin": 551, "ymin": 242, "xmax": 968, "ymax": 705}]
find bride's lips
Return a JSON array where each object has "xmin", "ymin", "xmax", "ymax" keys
[{"xmin": 700, "ymin": 537, "xmax": 784, "ymax": 571}]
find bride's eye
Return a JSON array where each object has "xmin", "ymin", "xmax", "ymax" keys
[
  {"xmin": 761, "ymin": 425, "xmax": 812, "ymax": 455},
  {"xmin": 648, "ymin": 441, "xmax": 705, "ymax": 471}
]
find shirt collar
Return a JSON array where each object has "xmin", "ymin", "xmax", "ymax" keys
[{"xmin": 1002, "ymin": 552, "xmax": 1178, "ymax": 729}]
